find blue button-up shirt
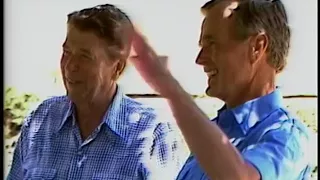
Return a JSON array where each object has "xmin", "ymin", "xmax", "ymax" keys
[
  {"xmin": 177, "ymin": 90, "xmax": 312, "ymax": 180},
  {"xmin": 8, "ymin": 86, "xmax": 187, "ymax": 180}
]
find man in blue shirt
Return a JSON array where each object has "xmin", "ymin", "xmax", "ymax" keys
[
  {"xmin": 8, "ymin": 4, "xmax": 187, "ymax": 180},
  {"xmin": 130, "ymin": 0, "xmax": 312, "ymax": 179}
]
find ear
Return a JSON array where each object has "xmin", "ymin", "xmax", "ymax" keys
[
  {"xmin": 112, "ymin": 60, "xmax": 126, "ymax": 80},
  {"xmin": 248, "ymin": 32, "xmax": 268, "ymax": 64}
]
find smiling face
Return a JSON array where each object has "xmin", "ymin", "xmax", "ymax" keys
[
  {"xmin": 196, "ymin": 1, "xmax": 253, "ymax": 102},
  {"xmin": 61, "ymin": 25, "xmax": 118, "ymax": 103}
]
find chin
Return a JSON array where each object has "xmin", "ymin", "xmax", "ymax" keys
[
  {"xmin": 66, "ymin": 89, "xmax": 83, "ymax": 101},
  {"xmin": 205, "ymin": 86, "xmax": 221, "ymax": 98},
  {"xmin": 205, "ymin": 87, "xmax": 215, "ymax": 97},
  {"xmin": 66, "ymin": 91, "xmax": 77, "ymax": 101}
]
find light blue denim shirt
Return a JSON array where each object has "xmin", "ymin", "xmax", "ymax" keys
[
  {"xmin": 8, "ymin": 86, "xmax": 186, "ymax": 180},
  {"xmin": 177, "ymin": 90, "xmax": 312, "ymax": 180}
]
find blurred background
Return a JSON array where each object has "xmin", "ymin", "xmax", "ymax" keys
[{"xmin": 4, "ymin": 0, "xmax": 318, "ymax": 179}]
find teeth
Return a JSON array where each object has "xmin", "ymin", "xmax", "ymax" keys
[
  {"xmin": 207, "ymin": 69, "xmax": 218, "ymax": 76},
  {"xmin": 67, "ymin": 78, "xmax": 77, "ymax": 83}
]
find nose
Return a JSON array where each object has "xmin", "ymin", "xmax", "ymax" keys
[{"xmin": 195, "ymin": 48, "xmax": 210, "ymax": 66}]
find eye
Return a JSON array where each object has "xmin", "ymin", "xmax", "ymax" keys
[
  {"xmin": 63, "ymin": 49, "xmax": 71, "ymax": 56},
  {"xmin": 75, "ymin": 54, "xmax": 93, "ymax": 62},
  {"xmin": 207, "ymin": 40, "xmax": 216, "ymax": 47},
  {"xmin": 202, "ymin": 39, "xmax": 215, "ymax": 48}
]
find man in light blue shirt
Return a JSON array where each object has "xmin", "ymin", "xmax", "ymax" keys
[
  {"xmin": 8, "ymin": 4, "xmax": 186, "ymax": 180},
  {"xmin": 176, "ymin": 89, "xmax": 311, "ymax": 180},
  {"xmin": 130, "ymin": 0, "xmax": 312, "ymax": 179}
]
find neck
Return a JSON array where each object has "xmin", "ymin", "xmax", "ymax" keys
[
  {"xmin": 75, "ymin": 84, "xmax": 117, "ymax": 124},
  {"xmin": 226, "ymin": 69, "xmax": 276, "ymax": 109}
]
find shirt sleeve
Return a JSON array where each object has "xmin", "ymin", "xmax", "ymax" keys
[
  {"xmin": 7, "ymin": 110, "xmax": 36, "ymax": 180},
  {"xmin": 7, "ymin": 134, "xmax": 24, "ymax": 180},
  {"xmin": 140, "ymin": 122, "xmax": 189, "ymax": 180},
  {"xmin": 242, "ymin": 120, "xmax": 311, "ymax": 180}
]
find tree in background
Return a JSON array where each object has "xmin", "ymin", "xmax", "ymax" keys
[{"xmin": 4, "ymin": 87, "xmax": 40, "ymax": 139}]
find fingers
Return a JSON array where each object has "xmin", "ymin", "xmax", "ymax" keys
[
  {"xmin": 132, "ymin": 33, "xmax": 148, "ymax": 55},
  {"xmin": 131, "ymin": 28, "xmax": 157, "ymax": 56}
]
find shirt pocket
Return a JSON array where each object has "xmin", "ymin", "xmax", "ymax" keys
[
  {"xmin": 92, "ymin": 173, "xmax": 135, "ymax": 180},
  {"xmin": 24, "ymin": 168, "xmax": 56, "ymax": 180}
]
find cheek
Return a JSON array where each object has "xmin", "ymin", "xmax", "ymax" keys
[
  {"xmin": 60, "ymin": 56, "xmax": 66, "ymax": 74},
  {"xmin": 96, "ymin": 66, "xmax": 114, "ymax": 84},
  {"xmin": 216, "ymin": 54, "xmax": 239, "ymax": 82},
  {"xmin": 224, "ymin": 61, "xmax": 250, "ymax": 86}
]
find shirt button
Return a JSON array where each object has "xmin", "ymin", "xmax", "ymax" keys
[
  {"xmin": 77, "ymin": 151, "xmax": 82, "ymax": 155},
  {"xmin": 77, "ymin": 156, "xmax": 87, "ymax": 168},
  {"xmin": 77, "ymin": 161, "xmax": 82, "ymax": 168}
]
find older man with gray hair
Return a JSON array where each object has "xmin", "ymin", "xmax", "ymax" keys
[{"xmin": 8, "ymin": 4, "xmax": 187, "ymax": 180}]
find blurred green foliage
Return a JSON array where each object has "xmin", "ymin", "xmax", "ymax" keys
[
  {"xmin": 296, "ymin": 109, "xmax": 317, "ymax": 132},
  {"xmin": 4, "ymin": 87, "xmax": 40, "ymax": 139}
]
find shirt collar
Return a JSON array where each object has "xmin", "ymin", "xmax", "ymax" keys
[
  {"xmin": 57, "ymin": 85, "xmax": 129, "ymax": 138},
  {"xmin": 57, "ymin": 101, "xmax": 73, "ymax": 131},
  {"xmin": 217, "ymin": 89, "xmax": 284, "ymax": 135}
]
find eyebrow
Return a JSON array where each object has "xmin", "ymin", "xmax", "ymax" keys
[{"xmin": 62, "ymin": 43, "xmax": 92, "ymax": 56}]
